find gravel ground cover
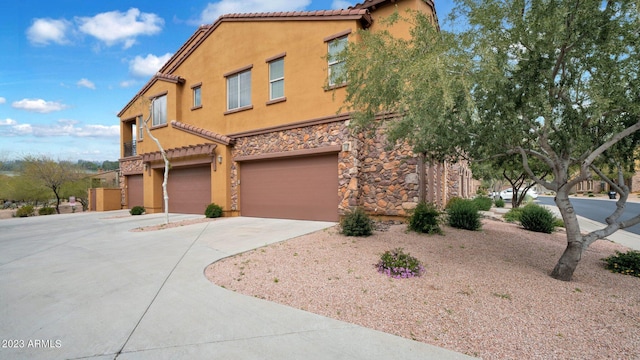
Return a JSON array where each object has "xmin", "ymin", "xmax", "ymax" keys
[{"xmin": 206, "ymin": 220, "xmax": 640, "ymax": 359}]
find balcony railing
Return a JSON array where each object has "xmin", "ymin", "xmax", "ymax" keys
[{"xmin": 123, "ymin": 140, "xmax": 137, "ymax": 157}]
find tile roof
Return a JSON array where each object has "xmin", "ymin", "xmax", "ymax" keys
[
  {"xmin": 171, "ymin": 120, "xmax": 235, "ymax": 146},
  {"xmin": 219, "ymin": 9, "xmax": 369, "ymax": 20}
]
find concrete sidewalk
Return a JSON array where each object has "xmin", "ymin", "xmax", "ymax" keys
[{"xmin": 0, "ymin": 212, "xmax": 475, "ymax": 360}]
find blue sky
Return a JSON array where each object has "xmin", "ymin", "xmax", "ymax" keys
[{"xmin": 0, "ymin": 0, "xmax": 455, "ymax": 162}]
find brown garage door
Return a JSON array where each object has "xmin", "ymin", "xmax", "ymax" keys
[
  {"xmin": 127, "ymin": 174, "xmax": 143, "ymax": 209},
  {"xmin": 166, "ymin": 166, "xmax": 211, "ymax": 214},
  {"xmin": 240, "ymin": 154, "xmax": 338, "ymax": 221}
]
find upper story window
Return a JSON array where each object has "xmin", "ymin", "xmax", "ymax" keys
[
  {"xmin": 152, "ymin": 94, "xmax": 167, "ymax": 127},
  {"xmin": 327, "ymin": 35, "xmax": 348, "ymax": 86},
  {"xmin": 269, "ymin": 58, "xmax": 284, "ymax": 100},
  {"xmin": 192, "ymin": 84, "xmax": 202, "ymax": 109},
  {"xmin": 226, "ymin": 68, "xmax": 252, "ymax": 111},
  {"xmin": 137, "ymin": 115, "xmax": 143, "ymax": 141}
]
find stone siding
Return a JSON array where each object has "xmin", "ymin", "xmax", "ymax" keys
[
  {"xmin": 231, "ymin": 121, "xmax": 355, "ymax": 213},
  {"xmin": 118, "ymin": 157, "xmax": 144, "ymax": 207},
  {"xmin": 231, "ymin": 120, "xmax": 474, "ymax": 218}
]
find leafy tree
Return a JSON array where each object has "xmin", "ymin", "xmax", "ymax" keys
[
  {"xmin": 341, "ymin": 2, "xmax": 640, "ymax": 281},
  {"xmin": 7, "ymin": 174, "xmax": 51, "ymax": 205},
  {"xmin": 21, "ymin": 156, "xmax": 83, "ymax": 214},
  {"xmin": 101, "ymin": 160, "xmax": 119, "ymax": 171},
  {"xmin": 62, "ymin": 177, "xmax": 92, "ymax": 211}
]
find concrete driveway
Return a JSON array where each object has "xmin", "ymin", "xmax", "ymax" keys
[{"xmin": 0, "ymin": 211, "xmax": 474, "ymax": 360}]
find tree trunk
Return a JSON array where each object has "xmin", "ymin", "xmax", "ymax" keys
[
  {"xmin": 550, "ymin": 241, "xmax": 583, "ymax": 281},
  {"xmin": 551, "ymin": 190, "xmax": 585, "ymax": 281}
]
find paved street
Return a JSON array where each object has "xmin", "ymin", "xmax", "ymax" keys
[{"xmin": 537, "ymin": 196, "xmax": 640, "ymax": 235}]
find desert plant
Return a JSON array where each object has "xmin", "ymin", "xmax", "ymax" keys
[
  {"xmin": 16, "ymin": 205, "xmax": 35, "ymax": 217},
  {"xmin": 520, "ymin": 203, "xmax": 555, "ymax": 234},
  {"xmin": 204, "ymin": 203, "xmax": 223, "ymax": 218},
  {"xmin": 445, "ymin": 196, "xmax": 464, "ymax": 209},
  {"xmin": 494, "ymin": 198, "xmax": 505, "ymax": 208},
  {"xmin": 375, "ymin": 248, "xmax": 425, "ymax": 278},
  {"xmin": 340, "ymin": 207, "xmax": 373, "ymax": 237},
  {"xmin": 603, "ymin": 250, "xmax": 640, "ymax": 277},
  {"xmin": 38, "ymin": 207, "xmax": 56, "ymax": 216},
  {"xmin": 447, "ymin": 199, "xmax": 482, "ymax": 231},
  {"xmin": 408, "ymin": 202, "xmax": 442, "ymax": 234},
  {"xmin": 130, "ymin": 206, "xmax": 145, "ymax": 216},
  {"xmin": 503, "ymin": 207, "xmax": 524, "ymax": 223},
  {"xmin": 472, "ymin": 196, "xmax": 493, "ymax": 211}
]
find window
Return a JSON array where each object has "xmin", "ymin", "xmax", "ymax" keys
[
  {"xmin": 192, "ymin": 85, "xmax": 202, "ymax": 108},
  {"xmin": 227, "ymin": 69, "xmax": 252, "ymax": 110},
  {"xmin": 269, "ymin": 58, "xmax": 284, "ymax": 100},
  {"xmin": 137, "ymin": 115, "xmax": 143, "ymax": 141},
  {"xmin": 327, "ymin": 36, "xmax": 348, "ymax": 86},
  {"xmin": 152, "ymin": 94, "xmax": 167, "ymax": 126}
]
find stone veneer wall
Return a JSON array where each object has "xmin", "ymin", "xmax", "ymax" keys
[
  {"xmin": 231, "ymin": 120, "xmax": 474, "ymax": 218},
  {"xmin": 230, "ymin": 121, "xmax": 357, "ymax": 214},
  {"xmin": 118, "ymin": 157, "xmax": 144, "ymax": 207}
]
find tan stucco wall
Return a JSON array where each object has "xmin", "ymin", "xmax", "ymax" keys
[
  {"xmin": 118, "ymin": 0, "xmax": 446, "ymax": 217},
  {"xmin": 95, "ymin": 188, "xmax": 122, "ymax": 211}
]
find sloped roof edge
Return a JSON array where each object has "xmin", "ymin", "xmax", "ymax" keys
[
  {"xmin": 118, "ymin": 9, "xmax": 372, "ymax": 118},
  {"xmin": 171, "ymin": 120, "xmax": 235, "ymax": 146},
  {"xmin": 117, "ymin": 73, "xmax": 185, "ymax": 117}
]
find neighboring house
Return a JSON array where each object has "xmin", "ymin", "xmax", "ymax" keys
[
  {"xmin": 118, "ymin": 0, "xmax": 474, "ymax": 221},
  {"xmin": 89, "ymin": 169, "xmax": 120, "ymax": 189}
]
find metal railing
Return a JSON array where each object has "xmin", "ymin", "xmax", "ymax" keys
[{"xmin": 123, "ymin": 140, "xmax": 137, "ymax": 157}]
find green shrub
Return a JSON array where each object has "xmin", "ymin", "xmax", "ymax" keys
[
  {"xmin": 553, "ymin": 218, "xmax": 565, "ymax": 228},
  {"xmin": 603, "ymin": 250, "xmax": 640, "ymax": 277},
  {"xmin": 376, "ymin": 248, "xmax": 425, "ymax": 278},
  {"xmin": 204, "ymin": 203, "xmax": 223, "ymax": 218},
  {"xmin": 504, "ymin": 207, "xmax": 524, "ymax": 223},
  {"xmin": 520, "ymin": 203, "xmax": 555, "ymax": 234},
  {"xmin": 38, "ymin": 207, "xmax": 56, "ymax": 216},
  {"xmin": 408, "ymin": 202, "xmax": 442, "ymax": 234},
  {"xmin": 16, "ymin": 205, "xmax": 35, "ymax": 217},
  {"xmin": 130, "ymin": 206, "xmax": 145, "ymax": 216},
  {"xmin": 445, "ymin": 196, "xmax": 464, "ymax": 209},
  {"xmin": 494, "ymin": 198, "xmax": 505, "ymax": 208},
  {"xmin": 340, "ymin": 207, "xmax": 373, "ymax": 237},
  {"xmin": 447, "ymin": 199, "xmax": 482, "ymax": 231},
  {"xmin": 472, "ymin": 196, "xmax": 493, "ymax": 211}
]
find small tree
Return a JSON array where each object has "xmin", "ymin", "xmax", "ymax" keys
[
  {"xmin": 139, "ymin": 97, "xmax": 170, "ymax": 224},
  {"xmin": 341, "ymin": 3, "xmax": 640, "ymax": 281},
  {"xmin": 21, "ymin": 156, "xmax": 83, "ymax": 214}
]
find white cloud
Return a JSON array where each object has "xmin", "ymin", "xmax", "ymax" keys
[
  {"xmin": 76, "ymin": 8, "xmax": 164, "ymax": 49},
  {"xmin": 194, "ymin": 0, "xmax": 312, "ymax": 24},
  {"xmin": 0, "ymin": 97, "xmax": 6, "ymax": 104},
  {"xmin": 26, "ymin": 18, "xmax": 72, "ymax": 46},
  {"xmin": 0, "ymin": 118, "xmax": 17, "ymax": 126},
  {"xmin": 77, "ymin": 78, "xmax": 96, "ymax": 90},
  {"xmin": 119, "ymin": 80, "xmax": 138, "ymax": 88},
  {"xmin": 331, "ymin": 0, "xmax": 354, "ymax": 9},
  {"xmin": 12, "ymin": 99, "xmax": 69, "ymax": 114},
  {"xmin": 129, "ymin": 53, "xmax": 173, "ymax": 77},
  {"xmin": 0, "ymin": 118, "xmax": 119, "ymax": 138}
]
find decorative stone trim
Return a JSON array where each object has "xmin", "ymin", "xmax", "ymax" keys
[{"xmin": 230, "ymin": 118, "xmax": 475, "ymax": 217}]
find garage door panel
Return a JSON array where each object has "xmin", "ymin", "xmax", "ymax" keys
[
  {"xmin": 166, "ymin": 166, "xmax": 211, "ymax": 214},
  {"xmin": 127, "ymin": 175, "xmax": 143, "ymax": 209},
  {"xmin": 240, "ymin": 154, "xmax": 338, "ymax": 221}
]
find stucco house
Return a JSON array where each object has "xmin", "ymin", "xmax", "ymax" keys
[{"xmin": 118, "ymin": 0, "xmax": 474, "ymax": 222}]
